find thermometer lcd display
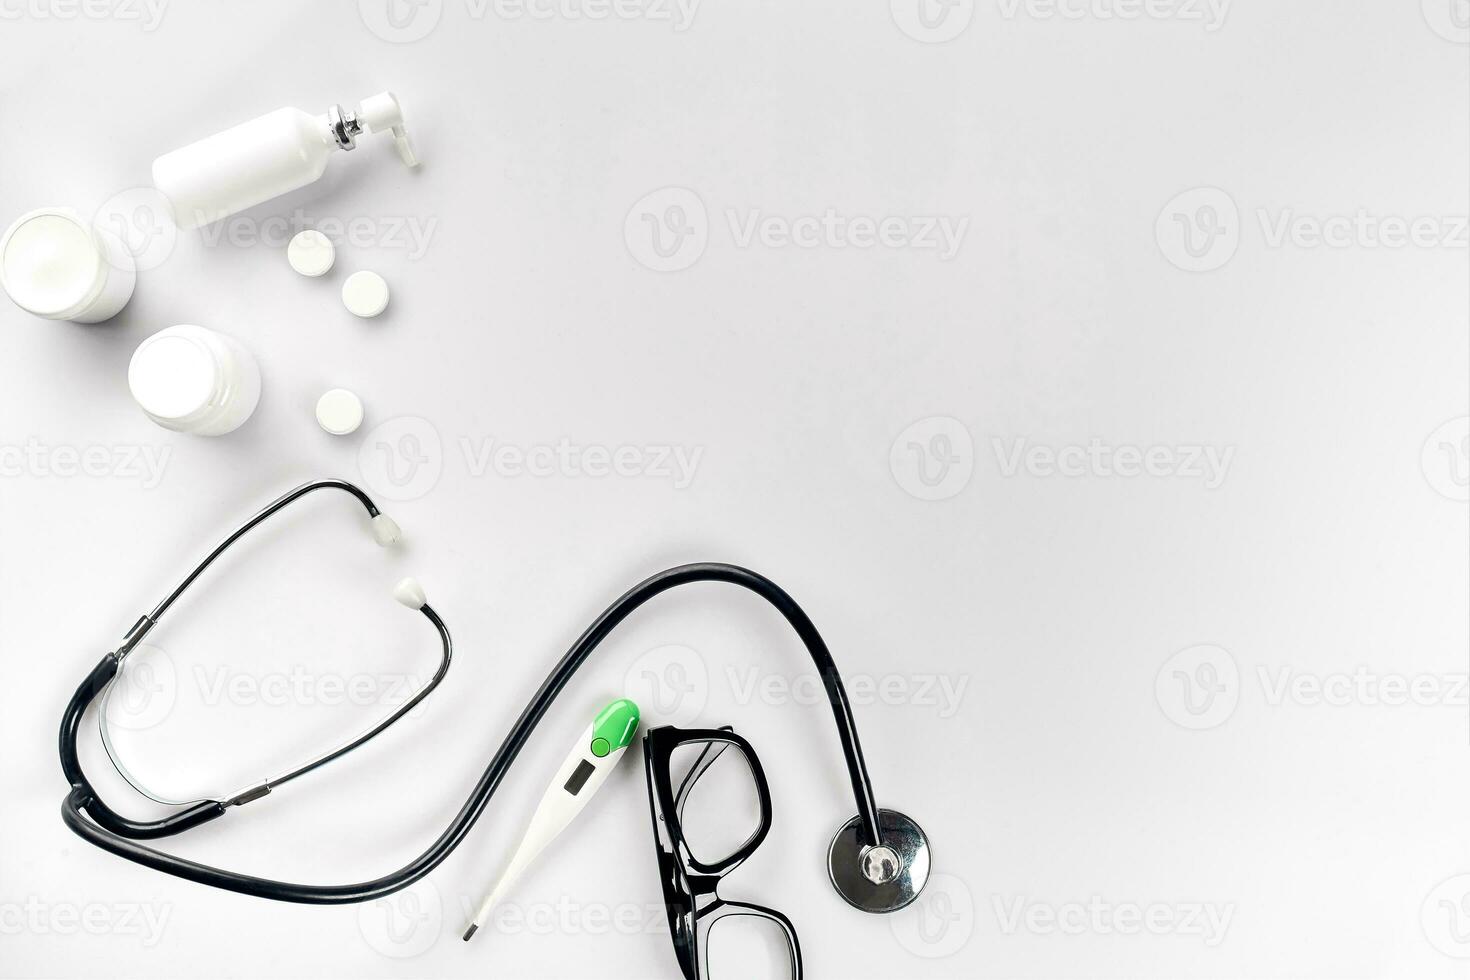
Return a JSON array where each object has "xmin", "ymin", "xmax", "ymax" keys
[{"xmin": 564, "ymin": 759, "xmax": 596, "ymax": 795}]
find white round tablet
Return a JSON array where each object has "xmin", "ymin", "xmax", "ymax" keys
[
  {"xmin": 342, "ymin": 270, "xmax": 389, "ymax": 317},
  {"xmin": 315, "ymin": 388, "xmax": 364, "ymax": 435},
  {"xmin": 287, "ymin": 229, "xmax": 335, "ymax": 277}
]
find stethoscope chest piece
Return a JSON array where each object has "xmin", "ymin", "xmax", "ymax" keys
[{"xmin": 827, "ymin": 809, "xmax": 931, "ymax": 914}]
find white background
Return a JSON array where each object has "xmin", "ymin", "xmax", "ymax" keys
[{"xmin": 1, "ymin": 1, "xmax": 1467, "ymax": 977}]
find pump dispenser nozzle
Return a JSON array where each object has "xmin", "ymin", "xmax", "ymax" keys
[
  {"xmin": 357, "ymin": 92, "xmax": 420, "ymax": 167},
  {"xmin": 326, "ymin": 92, "xmax": 420, "ymax": 167}
]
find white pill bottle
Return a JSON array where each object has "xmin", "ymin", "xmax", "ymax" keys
[
  {"xmin": 128, "ymin": 325, "xmax": 261, "ymax": 436},
  {"xmin": 0, "ymin": 208, "xmax": 137, "ymax": 323}
]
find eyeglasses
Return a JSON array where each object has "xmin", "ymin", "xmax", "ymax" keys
[{"xmin": 643, "ymin": 725, "xmax": 803, "ymax": 980}]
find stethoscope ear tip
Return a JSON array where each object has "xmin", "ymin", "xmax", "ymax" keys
[
  {"xmin": 394, "ymin": 577, "xmax": 428, "ymax": 610},
  {"xmin": 371, "ymin": 513, "xmax": 402, "ymax": 547}
]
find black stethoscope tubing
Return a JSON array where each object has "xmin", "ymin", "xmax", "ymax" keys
[{"xmin": 59, "ymin": 482, "xmax": 885, "ymax": 904}]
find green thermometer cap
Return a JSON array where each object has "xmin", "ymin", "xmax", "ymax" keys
[{"xmin": 590, "ymin": 698, "xmax": 640, "ymax": 757}]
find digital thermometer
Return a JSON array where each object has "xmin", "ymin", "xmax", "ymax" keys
[{"xmin": 463, "ymin": 698, "xmax": 640, "ymax": 941}]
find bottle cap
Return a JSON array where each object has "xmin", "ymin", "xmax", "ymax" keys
[
  {"xmin": 129, "ymin": 329, "xmax": 221, "ymax": 425},
  {"xmin": 127, "ymin": 325, "xmax": 260, "ymax": 436},
  {"xmin": 0, "ymin": 208, "xmax": 120, "ymax": 320}
]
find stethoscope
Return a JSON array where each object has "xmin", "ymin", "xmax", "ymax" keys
[{"xmin": 59, "ymin": 479, "xmax": 931, "ymax": 914}]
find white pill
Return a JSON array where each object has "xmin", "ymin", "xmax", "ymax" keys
[
  {"xmin": 315, "ymin": 388, "xmax": 364, "ymax": 435},
  {"xmin": 287, "ymin": 230, "xmax": 335, "ymax": 277},
  {"xmin": 342, "ymin": 270, "xmax": 390, "ymax": 317}
]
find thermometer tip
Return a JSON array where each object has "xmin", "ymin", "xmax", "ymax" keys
[{"xmin": 462, "ymin": 923, "xmax": 479, "ymax": 942}]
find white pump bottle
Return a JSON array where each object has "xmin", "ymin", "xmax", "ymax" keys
[{"xmin": 152, "ymin": 92, "xmax": 419, "ymax": 230}]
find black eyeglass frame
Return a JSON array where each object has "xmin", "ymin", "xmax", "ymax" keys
[{"xmin": 644, "ymin": 724, "xmax": 803, "ymax": 980}]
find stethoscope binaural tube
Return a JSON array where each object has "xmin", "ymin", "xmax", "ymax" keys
[
  {"xmin": 60, "ymin": 479, "xmax": 453, "ymax": 838},
  {"xmin": 59, "ymin": 487, "xmax": 908, "ymax": 905}
]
